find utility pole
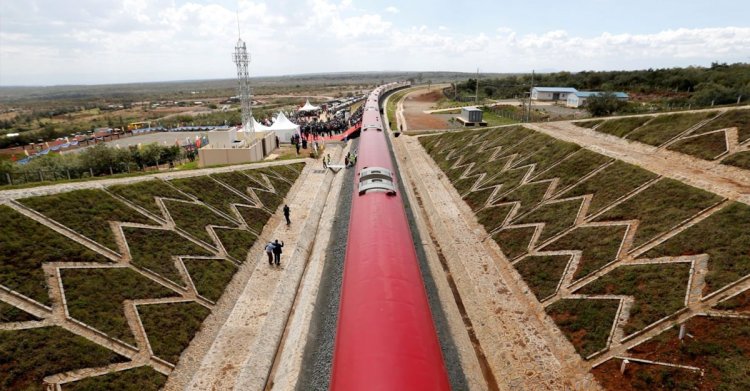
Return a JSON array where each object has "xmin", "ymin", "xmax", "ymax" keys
[
  {"xmin": 475, "ymin": 68, "xmax": 480, "ymax": 103},
  {"xmin": 528, "ymin": 70, "xmax": 535, "ymax": 122}
]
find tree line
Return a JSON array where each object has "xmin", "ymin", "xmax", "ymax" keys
[
  {"xmin": 0, "ymin": 143, "xmax": 194, "ymax": 186},
  {"xmin": 451, "ymin": 62, "xmax": 750, "ymax": 109}
]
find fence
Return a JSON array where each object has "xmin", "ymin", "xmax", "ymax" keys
[{"xmin": 0, "ymin": 159, "xmax": 190, "ymax": 187}]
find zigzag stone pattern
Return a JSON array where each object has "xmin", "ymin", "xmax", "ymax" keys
[
  {"xmin": 421, "ymin": 124, "xmax": 750, "ymax": 389},
  {"xmin": 575, "ymin": 107, "xmax": 750, "ymax": 170},
  {"xmin": 0, "ymin": 162, "xmax": 304, "ymax": 389}
]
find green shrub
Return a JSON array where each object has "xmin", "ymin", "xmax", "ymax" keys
[
  {"xmin": 577, "ymin": 263, "xmax": 690, "ymax": 335},
  {"xmin": 595, "ymin": 178, "xmax": 723, "ymax": 248},
  {"xmin": 574, "ymin": 120, "xmax": 603, "ymax": 129},
  {"xmin": 170, "ymin": 176, "xmax": 252, "ymax": 216},
  {"xmin": 236, "ymin": 206, "xmax": 272, "ymax": 234},
  {"xmin": 542, "ymin": 225, "xmax": 627, "ymax": 281},
  {"xmin": 163, "ymin": 200, "xmax": 237, "ymax": 245},
  {"xmin": 492, "ymin": 182, "xmax": 551, "ymax": 215},
  {"xmin": 19, "ymin": 189, "xmax": 154, "ymax": 252},
  {"xmin": 667, "ymin": 131, "xmax": 729, "ymax": 160},
  {"xmin": 692, "ymin": 109, "xmax": 750, "ymax": 142},
  {"xmin": 183, "ymin": 258, "xmax": 238, "ymax": 302},
  {"xmin": 63, "ymin": 366, "xmax": 167, "ymax": 391},
  {"xmin": 0, "ymin": 205, "xmax": 110, "ymax": 304},
  {"xmin": 531, "ymin": 149, "xmax": 612, "ymax": 191},
  {"xmin": 214, "ymin": 227, "xmax": 258, "ymax": 262},
  {"xmin": 124, "ymin": 227, "xmax": 213, "ymax": 286},
  {"xmin": 626, "ymin": 316, "xmax": 750, "ymax": 390},
  {"xmin": 546, "ymin": 299, "xmax": 620, "ymax": 357},
  {"xmin": 562, "ymin": 161, "xmax": 658, "ymax": 216},
  {"xmin": 0, "ymin": 327, "xmax": 127, "ymax": 390},
  {"xmin": 626, "ymin": 111, "xmax": 718, "ymax": 146},
  {"xmin": 0, "ymin": 300, "xmax": 40, "ymax": 322},
  {"xmin": 594, "ymin": 116, "xmax": 652, "ymax": 138},
  {"xmin": 62, "ymin": 268, "xmax": 177, "ymax": 344},
  {"xmin": 211, "ymin": 171, "xmax": 267, "ymax": 204},
  {"xmin": 108, "ymin": 179, "xmax": 191, "ymax": 216},
  {"xmin": 492, "ymin": 227, "xmax": 536, "ymax": 260},
  {"xmin": 514, "ymin": 198, "xmax": 584, "ymax": 242},
  {"xmin": 476, "ymin": 204, "xmax": 514, "ymax": 234},
  {"xmin": 473, "ymin": 164, "xmax": 527, "ymax": 195},
  {"xmin": 514, "ymin": 255, "xmax": 570, "ymax": 300},
  {"xmin": 722, "ymin": 151, "xmax": 750, "ymax": 170},
  {"xmin": 645, "ymin": 202, "xmax": 750, "ymax": 293},
  {"xmin": 138, "ymin": 301, "xmax": 210, "ymax": 364}
]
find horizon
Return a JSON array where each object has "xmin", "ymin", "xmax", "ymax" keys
[
  {"xmin": 1, "ymin": 63, "xmax": 746, "ymax": 89},
  {"xmin": 1, "ymin": 0, "xmax": 749, "ymax": 86}
]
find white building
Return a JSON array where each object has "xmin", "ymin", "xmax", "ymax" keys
[
  {"xmin": 531, "ymin": 87, "xmax": 578, "ymax": 101},
  {"xmin": 566, "ymin": 91, "xmax": 629, "ymax": 108}
]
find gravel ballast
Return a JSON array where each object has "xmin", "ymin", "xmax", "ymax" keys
[{"xmin": 296, "ymin": 140, "xmax": 357, "ymax": 391}]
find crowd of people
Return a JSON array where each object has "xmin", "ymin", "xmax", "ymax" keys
[{"xmin": 296, "ymin": 106, "xmax": 363, "ymax": 140}]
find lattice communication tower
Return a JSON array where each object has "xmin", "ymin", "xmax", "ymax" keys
[{"xmin": 233, "ymin": 38, "xmax": 253, "ymax": 134}]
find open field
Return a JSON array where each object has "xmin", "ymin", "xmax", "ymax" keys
[{"xmin": 0, "ymin": 162, "xmax": 303, "ymax": 389}]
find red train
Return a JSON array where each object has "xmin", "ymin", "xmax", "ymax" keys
[{"xmin": 330, "ymin": 83, "xmax": 451, "ymax": 390}]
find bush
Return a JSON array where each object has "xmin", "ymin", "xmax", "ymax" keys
[{"xmin": 586, "ymin": 93, "xmax": 628, "ymax": 117}]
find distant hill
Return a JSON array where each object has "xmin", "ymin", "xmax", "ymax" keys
[{"xmin": 0, "ymin": 71, "xmax": 502, "ymax": 104}]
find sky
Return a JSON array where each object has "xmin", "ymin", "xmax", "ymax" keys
[{"xmin": 1, "ymin": 0, "xmax": 749, "ymax": 86}]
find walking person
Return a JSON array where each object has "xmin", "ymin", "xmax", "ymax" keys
[
  {"xmin": 283, "ymin": 204, "xmax": 291, "ymax": 225},
  {"xmin": 265, "ymin": 241, "xmax": 275, "ymax": 265},
  {"xmin": 272, "ymin": 239, "xmax": 284, "ymax": 266}
]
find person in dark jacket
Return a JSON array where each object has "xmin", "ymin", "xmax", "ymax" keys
[
  {"xmin": 283, "ymin": 204, "xmax": 291, "ymax": 225},
  {"xmin": 272, "ymin": 239, "xmax": 284, "ymax": 266}
]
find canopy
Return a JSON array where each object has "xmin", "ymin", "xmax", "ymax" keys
[
  {"xmin": 252, "ymin": 117, "xmax": 272, "ymax": 132},
  {"xmin": 268, "ymin": 112, "xmax": 300, "ymax": 142},
  {"xmin": 299, "ymin": 99, "xmax": 321, "ymax": 112}
]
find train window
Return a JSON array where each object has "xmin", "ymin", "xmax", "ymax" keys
[
  {"xmin": 360, "ymin": 167, "xmax": 392, "ymax": 182},
  {"xmin": 358, "ymin": 167, "xmax": 396, "ymax": 195},
  {"xmin": 358, "ymin": 178, "xmax": 396, "ymax": 195}
]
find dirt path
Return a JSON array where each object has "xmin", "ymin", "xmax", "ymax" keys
[
  {"xmin": 525, "ymin": 122, "xmax": 750, "ymax": 204},
  {"xmin": 182, "ymin": 148, "xmax": 340, "ymax": 390},
  {"xmin": 268, "ymin": 143, "xmax": 351, "ymax": 391},
  {"xmin": 397, "ymin": 134, "xmax": 599, "ymax": 389},
  {"xmin": 399, "ymin": 85, "xmax": 455, "ymax": 131}
]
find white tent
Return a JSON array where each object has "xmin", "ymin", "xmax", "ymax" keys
[
  {"xmin": 299, "ymin": 99, "xmax": 320, "ymax": 112},
  {"xmin": 268, "ymin": 112, "xmax": 300, "ymax": 142},
  {"xmin": 252, "ymin": 117, "xmax": 272, "ymax": 132}
]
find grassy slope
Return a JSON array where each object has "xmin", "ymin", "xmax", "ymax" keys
[
  {"xmin": 645, "ymin": 202, "xmax": 750, "ymax": 293},
  {"xmin": 183, "ymin": 258, "xmax": 238, "ymax": 302},
  {"xmin": 0, "ymin": 327, "xmax": 127, "ymax": 391},
  {"xmin": 62, "ymin": 268, "xmax": 177, "ymax": 344},
  {"xmin": 547, "ymin": 299, "xmax": 620, "ymax": 357},
  {"xmin": 578, "ymin": 263, "xmax": 690, "ymax": 335},
  {"xmin": 138, "ymin": 301, "xmax": 210, "ymax": 364},
  {"xmin": 0, "ymin": 205, "xmax": 110, "ymax": 305},
  {"xmin": 63, "ymin": 366, "xmax": 167, "ymax": 391},
  {"xmin": 595, "ymin": 178, "xmax": 723, "ymax": 248},
  {"xmin": 124, "ymin": 227, "xmax": 213, "ymax": 286},
  {"xmin": 108, "ymin": 179, "xmax": 191, "ymax": 216},
  {"xmin": 19, "ymin": 189, "xmax": 155, "ymax": 252}
]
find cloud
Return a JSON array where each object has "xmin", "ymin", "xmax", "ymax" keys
[{"xmin": 1, "ymin": 0, "xmax": 749, "ymax": 85}]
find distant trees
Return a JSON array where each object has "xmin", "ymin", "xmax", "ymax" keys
[
  {"xmin": 585, "ymin": 93, "xmax": 628, "ymax": 116},
  {"xmin": 7, "ymin": 143, "xmax": 187, "ymax": 182},
  {"xmin": 450, "ymin": 63, "xmax": 750, "ymax": 108}
]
